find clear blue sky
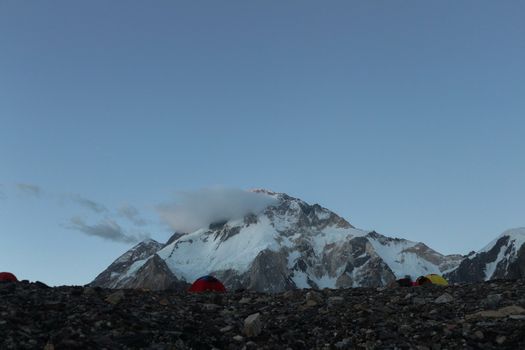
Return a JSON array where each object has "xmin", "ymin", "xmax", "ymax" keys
[{"xmin": 1, "ymin": 1, "xmax": 524, "ymax": 286}]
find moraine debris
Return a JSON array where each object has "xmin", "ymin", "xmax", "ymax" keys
[{"xmin": 1, "ymin": 280, "xmax": 525, "ymax": 349}]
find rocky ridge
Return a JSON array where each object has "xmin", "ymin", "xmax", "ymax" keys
[
  {"xmin": 446, "ymin": 228, "xmax": 525, "ymax": 283},
  {"xmin": 2, "ymin": 280, "xmax": 525, "ymax": 349}
]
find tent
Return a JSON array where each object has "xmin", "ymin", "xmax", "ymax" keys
[
  {"xmin": 425, "ymin": 274, "xmax": 448, "ymax": 286},
  {"xmin": 188, "ymin": 275, "xmax": 226, "ymax": 293},
  {"xmin": 395, "ymin": 276, "xmax": 414, "ymax": 287},
  {"xmin": 416, "ymin": 274, "xmax": 448, "ymax": 286},
  {"xmin": 0, "ymin": 272, "xmax": 18, "ymax": 282},
  {"xmin": 416, "ymin": 276, "xmax": 431, "ymax": 286}
]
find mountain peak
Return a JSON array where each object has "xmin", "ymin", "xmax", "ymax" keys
[
  {"xmin": 446, "ymin": 228, "xmax": 525, "ymax": 283},
  {"xmin": 92, "ymin": 191, "xmax": 472, "ymax": 291},
  {"xmin": 480, "ymin": 227, "xmax": 525, "ymax": 253}
]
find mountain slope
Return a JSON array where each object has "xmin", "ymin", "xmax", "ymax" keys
[
  {"xmin": 92, "ymin": 190, "xmax": 463, "ymax": 292},
  {"xmin": 90, "ymin": 239, "xmax": 164, "ymax": 288},
  {"xmin": 446, "ymin": 228, "xmax": 525, "ymax": 283}
]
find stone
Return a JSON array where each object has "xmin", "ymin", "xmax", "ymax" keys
[
  {"xmin": 328, "ymin": 296, "xmax": 344, "ymax": 305},
  {"xmin": 244, "ymin": 313, "xmax": 262, "ymax": 337},
  {"xmin": 335, "ymin": 338, "xmax": 351, "ymax": 348},
  {"xmin": 465, "ymin": 305, "xmax": 525, "ymax": 319},
  {"xmin": 412, "ymin": 297, "xmax": 426, "ymax": 305},
  {"xmin": 202, "ymin": 303, "xmax": 220, "ymax": 311},
  {"xmin": 282, "ymin": 291, "xmax": 295, "ymax": 299},
  {"xmin": 398, "ymin": 324, "xmax": 412, "ymax": 334},
  {"xmin": 305, "ymin": 291, "xmax": 323, "ymax": 306},
  {"xmin": 473, "ymin": 330, "xmax": 484, "ymax": 340},
  {"xmin": 434, "ymin": 293, "xmax": 454, "ymax": 304},
  {"xmin": 220, "ymin": 325, "xmax": 233, "ymax": 333},
  {"xmin": 43, "ymin": 342, "xmax": 55, "ymax": 350},
  {"xmin": 105, "ymin": 290, "xmax": 126, "ymax": 305},
  {"xmin": 482, "ymin": 293, "xmax": 502, "ymax": 309},
  {"xmin": 34, "ymin": 281, "xmax": 50, "ymax": 289},
  {"xmin": 508, "ymin": 315, "xmax": 525, "ymax": 320},
  {"xmin": 496, "ymin": 335, "xmax": 506, "ymax": 344},
  {"xmin": 82, "ymin": 287, "xmax": 97, "ymax": 296}
]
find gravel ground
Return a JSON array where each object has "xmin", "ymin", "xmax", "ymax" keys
[{"xmin": 2, "ymin": 280, "xmax": 525, "ymax": 349}]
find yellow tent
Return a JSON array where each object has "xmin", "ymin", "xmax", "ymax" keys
[{"xmin": 425, "ymin": 274, "xmax": 448, "ymax": 286}]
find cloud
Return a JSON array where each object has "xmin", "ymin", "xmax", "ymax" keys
[
  {"xmin": 118, "ymin": 204, "xmax": 147, "ymax": 226},
  {"xmin": 16, "ymin": 183, "xmax": 41, "ymax": 197},
  {"xmin": 66, "ymin": 194, "xmax": 108, "ymax": 213},
  {"xmin": 157, "ymin": 187, "xmax": 278, "ymax": 233},
  {"xmin": 66, "ymin": 217, "xmax": 149, "ymax": 244}
]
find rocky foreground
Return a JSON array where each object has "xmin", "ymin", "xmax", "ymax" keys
[{"xmin": 2, "ymin": 280, "xmax": 525, "ymax": 349}]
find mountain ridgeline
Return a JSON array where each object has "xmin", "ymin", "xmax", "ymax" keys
[{"xmin": 90, "ymin": 191, "xmax": 525, "ymax": 292}]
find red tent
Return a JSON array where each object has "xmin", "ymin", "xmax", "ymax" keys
[
  {"xmin": 0, "ymin": 272, "xmax": 18, "ymax": 282},
  {"xmin": 188, "ymin": 275, "xmax": 226, "ymax": 293}
]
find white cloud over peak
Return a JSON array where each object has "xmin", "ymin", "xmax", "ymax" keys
[{"xmin": 157, "ymin": 187, "xmax": 277, "ymax": 233}]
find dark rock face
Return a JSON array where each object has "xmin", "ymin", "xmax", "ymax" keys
[
  {"xmin": 164, "ymin": 232, "xmax": 187, "ymax": 247},
  {"xmin": 2, "ymin": 280, "xmax": 525, "ymax": 349},
  {"xmin": 116, "ymin": 254, "xmax": 189, "ymax": 291},
  {"xmin": 321, "ymin": 236, "xmax": 397, "ymax": 288},
  {"xmin": 243, "ymin": 213, "xmax": 258, "ymax": 226},
  {"xmin": 209, "ymin": 220, "xmax": 228, "ymax": 230},
  {"xmin": 506, "ymin": 244, "xmax": 525, "ymax": 279},
  {"xmin": 244, "ymin": 249, "xmax": 295, "ymax": 293},
  {"xmin": 90, "ymin": 240, "xmax": 164, "ymax": 288},
  {"xmin": 214, "ymin": 225, "xmax": 242, "ymax": 242}
]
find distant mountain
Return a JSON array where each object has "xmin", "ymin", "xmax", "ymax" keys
[
  {"xmin": 446, "ymin": 228, "xmax": 525, "ymax": 283},
  {"xmin": 90, "ymin": 239, "xmax": 187, "ymax": 291},
  {"xmin": 90, "ymin": 190, "xmax": 522, "ymax": 292}
]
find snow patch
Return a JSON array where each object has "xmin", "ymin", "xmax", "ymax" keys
[
  {"xmin": 291, "ymin": 271, "xmax": 309, "ymax": 289},
  {"xmin": 287, "ymin": 250, "xmax": 301, "ymax": 269},
  {"xmin": 311, "ymin": 227, "xmax": 368, "ymax": 256},
  {"xmin": 315, "ymin": 209, "xmax": 331, "ymax": 220},
  {"xmin": 116, "ymin": 258, "xmax": 149, "ymax": 283},
  {"xmin": 158, "ymin": 216, "xmax": 282, "ymax": 281},
  {"xmin": 368, "ymin": 237, "xmax": 441, "ymax": 279},
  {"xmin": 484, "ymin": 244, "xmax": 508, "ymax": 280}
]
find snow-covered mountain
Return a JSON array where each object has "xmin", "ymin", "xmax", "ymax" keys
[
  {"xmin": 90, "ymin": 239, "xmax": 187, "ymax": 291},
  {"xmin": 91, "ymin": 190, "xmax": 465, "ymax": 292},
  {"xmin": 446, "ymin": 228, "xmax": 525, "ymax": 283}
]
